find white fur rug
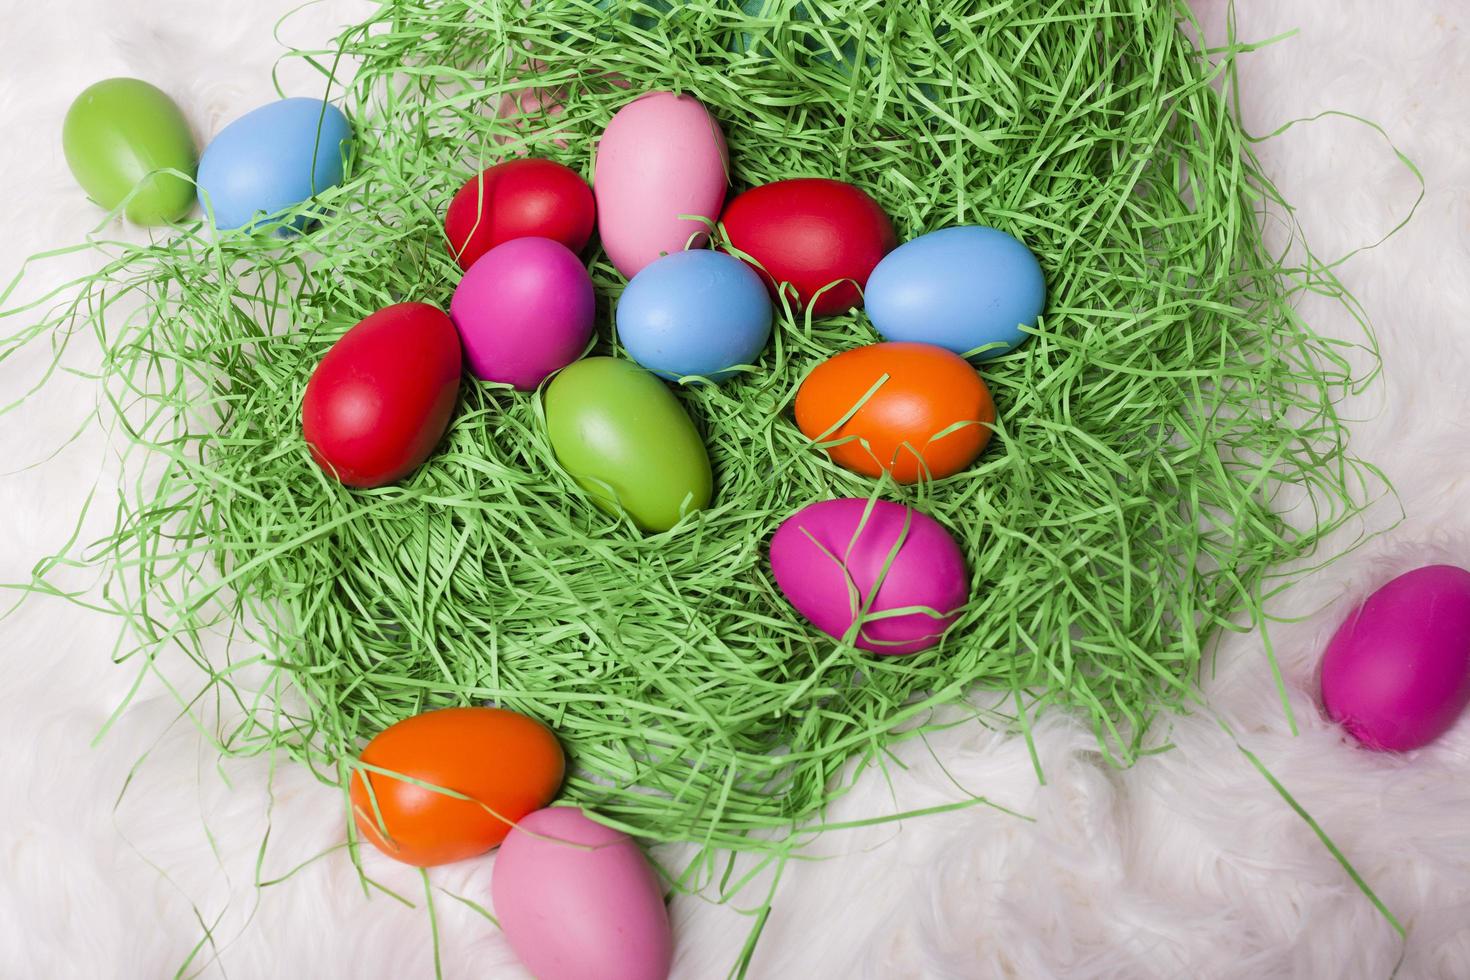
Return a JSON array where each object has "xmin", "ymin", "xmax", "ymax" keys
[{"xmin": 2, "ymin": 2, "xmax": 1467, "ymax": 977}]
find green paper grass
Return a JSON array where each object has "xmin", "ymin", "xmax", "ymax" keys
[{"xmin": 1, "ymin": 0, "xmax": 1401, "ymax": 969}]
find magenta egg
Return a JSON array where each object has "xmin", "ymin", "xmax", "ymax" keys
[
  {"xmin": 770, "ymin": 498, "xmax": 969, "ymax": 656},
  {"xmin": 1320, "ymin": 564, "xmax": 1470, "ymax": 751},
  {"xmin": 492, "ymin": 807, "xmax": 673, "ymax": 980},
  {"xmin": 449, "ymin": 236, "xmax": 594, "ymax": 390}
]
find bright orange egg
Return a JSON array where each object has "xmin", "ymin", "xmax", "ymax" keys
[
  {"xmin": 794, "ymin": 342, "xmax": 995, "ymax": 483},
  {"xmin": 349, "ymin": 706, "xmax": 565, "ymax": 867}
]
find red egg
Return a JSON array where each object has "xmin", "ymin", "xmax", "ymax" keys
[
  {"xmin": 302, "ymin": 303, "xmax": 462, "ymax": 487},
  {"xmin": 444, "ymin": 158, "xmax": 595, "ymax": 271},
  {"xmin": 720, "ymin": 178, "xmax": 896, "ymax": 317}
]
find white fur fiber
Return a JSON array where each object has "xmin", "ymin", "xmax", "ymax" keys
[{"xmin": 2, "ymin": 2, "xmax": 1468, "ymax": 977}]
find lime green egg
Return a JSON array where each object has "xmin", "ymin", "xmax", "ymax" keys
[
  {"xmin": 544, "ymin": 357, "xmax": 712, "ymax": 532},
  {"xmin": 62, "ymin": 78, "xmax": 197, "ymax": 225}
]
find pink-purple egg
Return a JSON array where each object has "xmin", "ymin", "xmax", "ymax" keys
[
  {"xmin": 492, "ymin": 806, "xmax": 672, "ymax": 980},
  {"xmin": 1320, "ymin": 563, "xmax": 1470, "ymax": 751},
  {"xmin": 449, "ymin": 236, "xmax": 594, "ymax": 389},
  {"xmin": 770, "ymin": 497, "xmax": 969, "ymax": 656},
  {"xmin": 594, "ymin": 91, "xmax": 729, "ymax": 279}
]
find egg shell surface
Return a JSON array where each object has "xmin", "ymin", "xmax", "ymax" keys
[
  {"xmin": 865, "ymin": 225, "xmax": 1045, "ymax": 357},
  {"xmin": 795, "ymin": 342, "xmax": 994, "ymax": 483},
  {"xmin": 616, "ymin": 250, "xmax": 772, "ymax": 382},
  {"xmin": 61, "ymin": 78, "xmax": 197, "ymax": 225},
  {"xmin": 449, "ymin": 236, "xmax": 595, "ymax": 389},
  {"xmin": 301, "ymin": 302, "xmax": 462, "ymax": 488},
  {"xmin": 444, "ymin": 158, "xmax": 595, "ymax": 270},
  {"xmin": 349, "ymin": 707, "xmax": 565, "ymax": 867},
  {"xmin": 770, "ymin": 498, "xmax": 968, "ymax": 655},
  {"xmin": 720, "ymin": 177, "xmax": 896, "ymax": 316},
  {"xmin": 594, "ymin": 91, "xmax": 728, "ymax": 278},
  {"xmin": 197, "ymin": 98, "xmax": 352, "ymax": 231},
  {"xmin": 1320, "ymin": 564, "xmax": 1470, "ymax": 751},
  {"xmin": 492, "ymin": 806, "xmax": 673, "ymax": 980},
  {"xmin": 495, "ymin": 81, "xmax": 570, "ymax": 149},
  {"xmin": 544, "ymin": 357, "xmax": 712, "ymax": 532}
]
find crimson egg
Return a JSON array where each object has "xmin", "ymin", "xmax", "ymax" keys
[
  {"xmin": 720, "ymin": 177, "xmax": 896, "ymax": 317},
  {"xmin": 444, "ymin": 158, "xmax": 595, "ymax": 271},
  {"xmin": 301, "ymin": 302, "xmax": 462, "ymax": 487}
]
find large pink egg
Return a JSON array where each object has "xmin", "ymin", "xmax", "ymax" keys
[
  {"xmin": 492, "ymin": 807, "xmax": 673, "ymax": 980},
  {"xmin": 770, "ymin": 498, "xmax": 969, "ymax": 656},
  {"xmin": 449, "ymin": 236, "xmax": 594, "ymax": 390},
  {"xmin": 1320, "ymin": 564, "xmax": 1470, "ymax": 751},
  {"xmin": 594, "ymin": 91, "xmax": 728, "ymax": 279}
]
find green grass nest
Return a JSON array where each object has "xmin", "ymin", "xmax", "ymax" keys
[{"xmin": 3, "ymin": 0, "xmax": 1387, "ymax": 953}]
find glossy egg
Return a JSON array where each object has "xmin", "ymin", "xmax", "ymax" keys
[
  {"xmin": 795, "ymin": 342, "xmax": 994, "ymax": 483},
  {"xmin": 594, "ymin": 91, "xmax": 729, "ymax": 278},
  {"xmin": 444, "ymin": 158, "xmax": 595, "ymax": 270},
  {"xmin": 493, "ymin": 807, "xmax": 673, "ymax": 980},
  {"xmin": 770, "ymin": 498, "xmax": 968, "ymax": 655},
  {"xmin": 616, "ymin": 250, "xmax": 772, "ymax": 382},
  {"xmin": 450, "ymin": 236, "xmax": 595, "ymax": 390},
  {"xmin": 495, "ymin": 81, "xmax": 570, "ymax": 149},
  {"xmin": 720, "ymin": 177, "xmax": 896, "ymax": 316},
  {"xmin": 350, "ymin": 707, "xmax": 565, "ymax": 867},
  {"xmin": 1320, "ymin": 564, "xmax": 1470, "ymax": 751},
  {"xmin": 866, "ymin": 226, "xmax": 1045, "ymax": 357},
  {"xmin": 301, "ymin": 302, "xmax": 462, "ymax": 488},
  {"xmin": 197, "ymin": 98, "xmax": 352, "ymax": 231},
  {"xmin": 544, "ymin": 357, "xmax": 712, "ymax": 532},
  {"xmin": 62, "ymin": 78, "xmax": 196, "ymax": 225}
]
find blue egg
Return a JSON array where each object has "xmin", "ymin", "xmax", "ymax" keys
[
  {"xmin": 616, "ymin": 250, "xmax": 773, "ymax": 382},
  {"xmin": 866, "ymin": 226, "xmax": 1046, "ymax": 358},
  {"xmin": 197, "ymin": 98, "xmax": 352, "ymax": 231}
]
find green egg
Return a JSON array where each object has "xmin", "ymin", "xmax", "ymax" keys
[
  {"xmin": 62, "ymin": 78, "xmax": 197, "ymax": 225},
  {"xmin": 544, "ymin": 357, "xmax": 713, "ymax": 532}
]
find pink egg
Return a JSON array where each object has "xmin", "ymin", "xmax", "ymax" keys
[
  {"xmin": 492, "ymin": 807, "xmax": 672, "ymax": 980},
  {"xmin": 1320, "ymin": 563, "xmax": 1470, "ymax": 751},
  {"xmin": 594, "ymin": 91, "xmax": 729, "ymax": 278},
  {"xmin": 770, "ymin": 498, "xmax": 969, "ymax": 656},
  {"xmin": 449, "ymin": 236, "xmax": 594, "ymax": 390},
  {"xmin": 495, "ymin": 76, "xmax": 569, "ymax": 150}
]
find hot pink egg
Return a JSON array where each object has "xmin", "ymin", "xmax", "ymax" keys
[
  {"xmin": 594, "ymin": 91, "xmax": 729, "ymax": 279},
  {"xmin": 1320, "ymin": 563, "xmax": 1470, "ymax": 751},
  {"xmin": 492, "ymin": 807, "xmax": 673, "ymax": 980},
  {"xmin": 770, "ymin": 498, "xmax": 969, "ymax": 656},
  {"xmin": 449, "ymin": 236, "xmax": 594, "ymax": 390}
]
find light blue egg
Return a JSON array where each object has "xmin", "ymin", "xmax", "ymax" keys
[
  {"xmin": 616, "ymin": 250, "xmax": 773, "ymax": 383},
  {"xmin": 197, "ymin": 98, "xmax": 352, "ymax": 231},
  {"xmin": 866, "ymin": 226, "xmax": 1046, "ymax": 358}
]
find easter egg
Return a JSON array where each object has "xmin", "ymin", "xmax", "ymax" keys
[
  {"xmin": 1320, "ymin": 564, "xmax": 1470, "ymax": 751},
  {"xmin": 866, "ymin": 226, "xmax": 1045, "ymax": 358},
  {"xmin": 492, "ymin": 807, "xmax": 673, "ymax": 980},
  {"xmin": 197, "ymin": 98, "xmax": 353, "ymax": 231},
  {"xmin": 449, "ymin": 236, "xmax": 595, "ymax": 390},
  {"xmin": 301, "ymin": 302, "xmax": 462, "ymax": 488},
  {"xmin": 350, "ymin": 706, "xmax": 565, "ymax": 867},
  {"xmin": 495, "ymin": 80, "xmax": 570, "ymax": 149},
  {"xmin": 720, "ymin": 178, "xmax": 895, "ymax": 317},
  {"xmin": 795, "ymin": 342, "xmax": 994, "ymax": 483},
  {"xmin": 62, "ymin": 78, "xmax": 197, "ymax": 225},
  {"xmin": 770, "ymin": 498, "xmax": 968, "ymax": 655},
  {"xmin": 544, "ymin": 357, "xmax": 712, "ymax": 532},
  {"xmin": 594, "ymin": 91, "xmax": 729, "ymax": 278},
  {"xmin": 444, "ymin": 158, "xmax": 595, "ymax": 271},
  {"xmin": 616, "ymin": 250, "xmax": 772, "ymax": 382}
]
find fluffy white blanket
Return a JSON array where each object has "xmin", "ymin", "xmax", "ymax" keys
[{"xmin": 2, "ymin": 1, "xmax": 1465, "ymax": 977}]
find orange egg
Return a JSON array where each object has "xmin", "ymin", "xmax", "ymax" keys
[
  {"xmin": 795, "ymin": 342, "xmax": 995, "ymax": 483},
  {"xmin": 349, "ymin": 706, "xmax": 564, "ymax": 867}
]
